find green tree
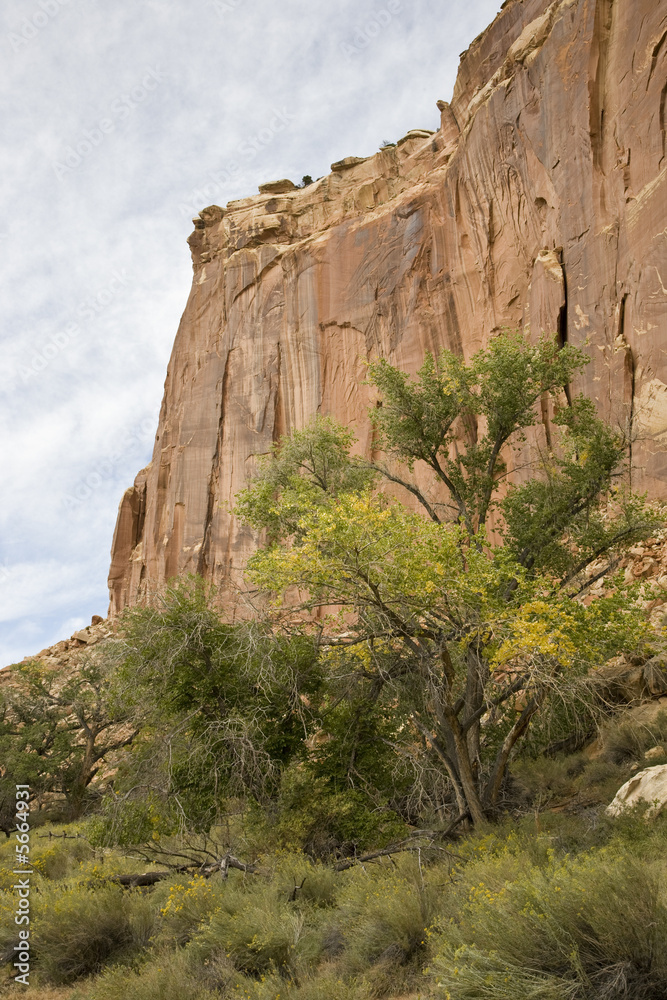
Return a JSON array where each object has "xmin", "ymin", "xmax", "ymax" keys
[
  {"xmin": 236, "ymin": 332, "xmax": 660, "ymax": 827},
  {"xmin": 102, "ymin": 578, "xmax": 323, "ymax": 838},
  {"xmin": 0, "ymin": 650, "xmax": 137, "ymax": 821}
]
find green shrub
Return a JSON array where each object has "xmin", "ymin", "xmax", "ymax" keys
[
  {"xmin": 576, "ymin": 757, "xmax": 625, "ymax": 788},
  {"xmin": 433, "ymin": 949, "xmax": 577, "ymax": 1000},
  {"xmin": 31, "ymin": 836, "xmax": 93, "ymax": 880},
  {"xmin": 289, "ymin": 974, "xmax": 370, "ymax": 1000},
  {"xmin": 511, "ymin": 755, "xmax": 585, "ymax": 804},
  {"xmin": 336, "ymin": 857, "xmax": 437, "ymax": 976},
  {"xmin": 269, "ymin": 851, "xmax": 339, "ymax": 908},
  {"xmin": 34, "ymin": 884, "xmax": 153, "ymax": 984},
  {"xmin": 271, "ymin": 769, "xmax": 407, "ymax": 858},
  {"xmin": 69, "ymin": 949, "xmax": 219, "ymax": 1000},
  {"xmin": 600, "ymin": 710, "xmax": 667, "ymax": 765},
  {"xmin": 155, "ymin": 872, "xmax": 226, "ymax": 946},
  {"xmin": 192, "ymin": 875, "xmax": 307, "ymax": 975},
  {"xmin": 431, "ymin": 847, "xmax": 667, "ymax": 999}
]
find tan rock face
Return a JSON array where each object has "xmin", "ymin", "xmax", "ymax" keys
[{"xmin": 108, "ymin": 0, "xmax": 667, "ymax": 614}]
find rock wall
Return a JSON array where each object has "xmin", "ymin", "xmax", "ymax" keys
[{"xmin": 108, "ymin": 0, "xmax": 667, "ymax": 614}]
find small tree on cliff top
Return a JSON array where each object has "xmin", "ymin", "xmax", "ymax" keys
[{"xmin": 235, "ymin": 331, "xmax": 661, "ymax": 826}]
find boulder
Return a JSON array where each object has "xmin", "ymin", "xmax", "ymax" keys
[
  {"xmin": 330, "ymin": 156, "xmax": 368, "ymax": 172},
  {"xmin": 623, "ymin": 698, "xmax": 667, "ymax": 727},
  {"xmin": 71, "ymin": 629, "xmax": 100, "ymax": 646},
  {"xmin": 606, "ymin": 764, "xmax": 667, "ymax": 818},
  {"xmin": 593, "ymin": 656, "xmax": 647, "ymax": 704},
  {"xmin": 396, "ymin": 129, "xmax": 435, "ymax": 146},
  {"xmin": 257, "ymin": 179, "xmax": 296, "ymax": 194}
]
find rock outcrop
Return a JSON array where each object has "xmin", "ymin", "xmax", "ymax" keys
[
  {"xmin": 0, "ymin": 618, "xmax": 113, "ymax": 694},
  {"xmin": 109, "ymin": 0, "xmax": 667, "ymax": 613},
  {"xmin": 606, "ymin": 763, "xmax": 667, "ymax": 818}
]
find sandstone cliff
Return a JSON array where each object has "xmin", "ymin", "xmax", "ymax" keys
[{"xmin": 108, "ymin": 0, "xmax": 667, "ymax": 614}]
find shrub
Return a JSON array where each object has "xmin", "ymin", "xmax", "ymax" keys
[
  {"xmin": 269, "ymin": 851, "xmax": 339, "ymax": 908},
  {"xmin": 155, "ymin": 872, "xmax": 226, "ymax": 946},
  {"xmin": 192, "ymin": 875, "xmax": 307, "ymax": 976},
  {"xmin": 511, "ymin": 755, "xmax": 585, "ymax": 804},
  {"xmin": 34, "ymin": 884, "xmax": 153, "ymax": 984},
  {"xmin": 600, "ymin": 710, "xmax": 667, "ymax": 765},
  {"xmin": 336, "ymin": 857, "xmax": 437, "ymax": 976},
  {"xmin": 31, "ymin": 836, "xmax": 93, "ymax": 880},
  {"xmin": 289, "ymin": 974, "xmax": 370, "ymax": 1000},
  {"xmin": 271, "ymin": 769, "xmax": 407, "ymax": 858},
  {"xmin": 68, "ymin": 949, "xmax": 219, "ymax": 1000},
  {"xmin": 431, "ymin": 847, "xmax": 667, "ymax": 999}
]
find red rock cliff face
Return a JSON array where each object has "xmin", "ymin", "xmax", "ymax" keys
[{"xmin": 108, "ymin": 0, "xmax": 667, "ymax": 614}]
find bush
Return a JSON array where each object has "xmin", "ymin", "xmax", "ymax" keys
[
  {"xmin": 600, "ymin": 710, "xmax": 667, "ymax": 765},
  {"xmin": 271, "ymin": 769, "xmax": 407, "ymax": 858},
  {"xmin": 191, "ymin": 874, "xmax": 308, "ymax": 976},
  {"xmin": 269, "ymin": 851, "xmax": 339, "ymax": 908},
  {"xmin": 69, "ymin": 949, "xmax": 220, "ymax": 1000},
  {"xmin": 31, "ymin": 836, "xmax": 93, "ymax": 880},
  {"xmin": 34, "ymin": 884, "xmax": 153, "ymax": 984},
  {"xmin": 511, "ymin": 754, "xmax": 586, "ymax": 804},
  {"xmin": 430, "ymin": 847, "xmax": 667, "ymax": 999},
  {"xmin": 336, "ymin": 857, "xmax": 436, "ymax": 976},
  {"xmin": 155, "ymin": 872, "xmax": 226, "ymax": 946},
  {"xmin": 289, "ymin": 974, "xmax": 370, "ymax": 1000}
]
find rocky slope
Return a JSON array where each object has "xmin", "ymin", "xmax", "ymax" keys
[{"xmin": 109, "ymin": 0, "xmax": 667, "ymax": 613}]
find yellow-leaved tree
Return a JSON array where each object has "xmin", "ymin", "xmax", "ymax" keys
[{"xmin": 235, "ymin": 332, "xmax": 661, "ymax": 827}]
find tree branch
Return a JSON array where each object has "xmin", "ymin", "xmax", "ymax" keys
[
  {"xmin": 370, "ymin": 465, "xmax": 443, "ymax": 523},
  {"xmin": 460, "ymin": 673, "xmax": 529, "ymax": 734},
  {"xmin": 333, "ymin": 829, "xmax": 464, "ymax": 871},
  {"xmin": 483, "ymin": 694, "xmax": 541, "ymax": 809}
]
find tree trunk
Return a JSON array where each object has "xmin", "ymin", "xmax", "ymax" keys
[
  {"xmin": 411, "ymin": 715, "xmax": 467, "ymax": 817},
  {"xmin": 444, "ymin": 704, "xmax": 486, "ymax": 826},
  {"xmin": 464, "ymin": 641, "xmax": 488, "ymax": 768},
  {"xmin": 483, "ymin": 696, "xmax": 540, "ymax": 810}
]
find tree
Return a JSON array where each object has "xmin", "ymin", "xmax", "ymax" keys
[
  {"xmin": 0, "ymin": 649, "xmax": 137, "ymax": 821},
  {"xmin": 236, "ymin": 332, "xmax": 660, "ymax": 827},
  {"xmin": 100, "ymin": 578, "xmax": 323, "ymax": 839}
]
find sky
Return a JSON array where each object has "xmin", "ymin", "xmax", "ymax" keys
[{"xmin": 0, "ymin": 0, "xmax": 502, "ymax": 667}]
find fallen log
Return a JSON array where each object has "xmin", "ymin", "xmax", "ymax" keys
[
  {"xmin": 110, "ymin": 829, "xmax": 464, "ymax": 887},
  {"xmin": 111, "ymin": 871, "xmax": 174, "ymax": 887},
  {"xmin": 110, "ymin": 853, "xmax": 257, "ymax": 888},
  {"xmin": 333, "ymin": 820, "xmax": 467, "ymax": 872}
]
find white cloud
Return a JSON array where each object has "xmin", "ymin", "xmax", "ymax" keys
[{"xmin": 1, "ymin": 0, "xmax": 502, "ymax": 665}]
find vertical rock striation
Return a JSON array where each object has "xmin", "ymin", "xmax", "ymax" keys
[{"xmin": 109, "ymin": 0, "xmax": 667, "ymax": 613}]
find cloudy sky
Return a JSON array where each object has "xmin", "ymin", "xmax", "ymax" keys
[{"xmin": 0, "ymin": 0, "xmax": 502, "ymax": 666}]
